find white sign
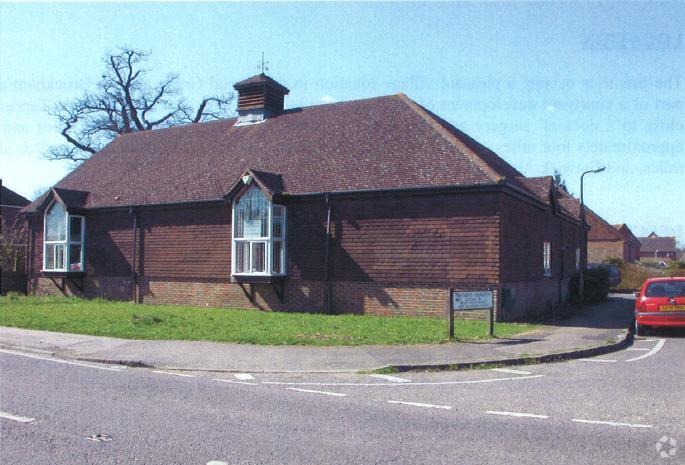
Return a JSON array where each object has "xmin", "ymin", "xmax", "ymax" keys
[
  {"xmin": 452, "ymin": 290, "xmax": 493, "ymax": 311},
  {"xmin": 243, "ymin": 220, "xmax": 263, "ymax": 238}
]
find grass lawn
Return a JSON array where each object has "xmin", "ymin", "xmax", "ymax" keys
[{"xmin": 0, "ymin": 296, "xmax": 538, "ymax": 346}]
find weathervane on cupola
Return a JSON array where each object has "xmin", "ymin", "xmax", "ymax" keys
[
  {"xmin": 259, "ymin": 52, "xmax": 269, "ymax": 74},
  {"xmin": 233, "ymin": 53, "xmax": 290, "ymax": 126}
]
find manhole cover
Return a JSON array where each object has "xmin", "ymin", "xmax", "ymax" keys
[{"xmin": 86, "ymin": 433, "xmax": 114, "ymax": 442}]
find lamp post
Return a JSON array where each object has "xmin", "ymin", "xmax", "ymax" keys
[{"xmin": 579, "ymin": 166, "xmax": 605, "ymax": 306}]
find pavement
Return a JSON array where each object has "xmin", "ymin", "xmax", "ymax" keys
[{"xmin": 0, "ymin": 294, "xmax": 636, "ymax": 373}]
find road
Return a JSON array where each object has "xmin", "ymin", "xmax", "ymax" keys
[{"xmin": 1, "ymin": 331, "xmax": 683, "ymax": 464}]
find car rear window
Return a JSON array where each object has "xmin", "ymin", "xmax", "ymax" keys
[{"xmin": 645, "ymin": 281, "xmax": 685, "ymax": 298}]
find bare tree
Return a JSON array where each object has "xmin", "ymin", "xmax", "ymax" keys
[
  {"xmin": 0, "ymin": 215, "xmax": 26, "ymax": 272},
  {"xmin": 47, "ymin": 47, "xmax": 234, "ymax": 162}
]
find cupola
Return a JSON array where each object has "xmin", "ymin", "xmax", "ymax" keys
[{"xmin": 233, "ymin": 73, "xmax": 290, "ymax": 125}]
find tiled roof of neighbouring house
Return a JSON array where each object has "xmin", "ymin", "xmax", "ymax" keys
[
  {"xmin": 639, "ymin": 235, "xmax": 677, "ymax": 253},
  {"xmin": 1, "ymin": 184, "xmax": 31, "ymax": 207},
  {"xmin": 24, "ymin": 93, "xmax": 565, "ymax": 213}
]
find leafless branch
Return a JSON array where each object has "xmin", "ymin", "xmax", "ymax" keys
[{"xmin": 45, "ymin": 46, "xmax": 235, "ymax": 163}]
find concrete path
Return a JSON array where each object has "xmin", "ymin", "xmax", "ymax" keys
[{"xmin": 0, "ymin": 294, "xmax": 635, "ymax": 372}]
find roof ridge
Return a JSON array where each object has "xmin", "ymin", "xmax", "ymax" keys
[{"xmin": 393, "ymin": 93, "xmax": 503, "ymax": 183}]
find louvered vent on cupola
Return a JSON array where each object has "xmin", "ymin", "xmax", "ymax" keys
[{"xmin": 233, "ymin": 73, "xmax": 290, "ymax": 126}]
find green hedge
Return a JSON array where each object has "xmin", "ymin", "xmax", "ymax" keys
[{"xmin": 569, "ymin": 268, "xmax": 610, "ymax": 304}]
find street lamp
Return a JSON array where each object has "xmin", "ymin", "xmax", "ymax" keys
[{"xmin": 579, "ymin": 166, "xmax": 605, "ymax": 306}]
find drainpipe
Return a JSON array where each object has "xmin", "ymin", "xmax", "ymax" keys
[
  {"xmin": 129, "ymin": 208, "xmax": 138, "ymax": 303},
  {"xmin": 324, "ymin": 194, "xmax": 332, "ymax": 314},
  {"xmin": 559, "ymin": 219, "xmax": 564, "ymax": 306}
]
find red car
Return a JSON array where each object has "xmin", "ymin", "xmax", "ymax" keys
[{"xmin": 634, "ymin": 277, "xmax": 685, "ymax": 335}]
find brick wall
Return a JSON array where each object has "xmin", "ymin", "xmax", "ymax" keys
[
  {"xmin": 26, "ymin": 189, "xmax": 574, "ymax": 320},
  {"xmin": 588, "ymin": 240, "xmax": 624, "ymax": 264}
]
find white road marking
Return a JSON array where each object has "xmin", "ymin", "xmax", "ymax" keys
[
  {"xmin": 0, "ymin": 411, "xmax": 36, "ymax": 423},
  {"xmin": 578, "ymin": 358, "xmax": 617, "ymax": 363},
  {"xmin": 642, "ymin": 339, "xmax": 658, "ymax": 342},
  {"xmin": 572, "ymin": 419, "xmax": 652, "ymax": 429},
  {"xmin": 486, "ymin": 411, "xmax": 549, "ymax": 419},
  {"xmin": 626, "ymin": 348, "xmax": 651, "ymax": 351},
  {"xmin": 286, "ymin": 388, "xmax": 347, "ymax": 397},
  {"xmin": 213, "ymin": 378, "xmax": 257, "ymax": 385},
  {"xmin": 234, "ymin": 373, "xmax": 255, "ymax": 381},
  {"xmin": 0, "ymin": 349, "xmax": 125, "ymax": 372},
  {"xmin": 370, "ymin": 374, "xmax": 411, "ymax": 383},
  {"xmin": 626, "ymin": 339, "xmax": 665, "ymax": 362},
  {"xmin": 261, "ymin": 374, "xmax": 544, "ymax": 387},
  {"xmin": 490, "ymin": 368, "xmax": 532, "ymax": 375},
  {"xmin": 207, "ymin": 462, "xmax": 228, "ymax": 465},
  {"xmin": 152, "ymin": 370, "xmax": 194, "ymax": 378},
  {"xmin": 388, "ymin": 400, "xmax": 452, "ymax": 410}
]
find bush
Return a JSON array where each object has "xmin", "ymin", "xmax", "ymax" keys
[
  {"xmin": 604, "ymin": 257, "xmax": 624, "ymax": 267},
  {"xmin": 569, "ymin": 268, "xmax": 610, "ymax": 304},
  {"xmin": 667, "ymin": 260, "xmax": 685, "ymax": 269}
]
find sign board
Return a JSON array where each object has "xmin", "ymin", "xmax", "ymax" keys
[
  {"xmin": 243, "ymin": 220, "xmax": 263, "ymax": 238},
  {"xmin": 448, "ymin": 289, "xmax": 495, "ymax": 339},
  {"xmin": 452, "ymin": 291, "xmax": 493, "ymax": 311}
]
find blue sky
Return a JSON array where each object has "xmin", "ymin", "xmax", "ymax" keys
[{"xmin": 0, "ymin": 2, "xmax": 683, "ymax": 241}]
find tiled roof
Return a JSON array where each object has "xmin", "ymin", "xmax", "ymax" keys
[
  {"xmin": 614, "ymin": 223, "xmax": 641, "ymax": 246},
  {"xmin": 555, "ymin": 188, "xmax": 581, "ymax": 220},
  {"xmin": 233, "ymin": 73, "xmax": 290, "ymax": 93},
  {"xmin": 23, "ymin": 93, "xmax": 559, "ymax": 213},
  {"xmin": 516, "ymin": 176, "xmax": 553, "ymax": 204},
  {"xmin": 586, "ymin": 208, "xmax": 622, "ymax": 241},
  {"xmin": 1, "ymin": 184, "xmax": 30, "ymax": 207},
  {"xmin": 639, "ymin": 236, "xmax": 676, "ymax": 253}
]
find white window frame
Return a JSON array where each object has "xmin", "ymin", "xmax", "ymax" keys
[
  {"xmin": 231, "ymin": 187, "xmax": 287, "ymax": 277},
  {"xmin": 543, "ymin": 241, "xmax": 552, "ymax": 277},
  {"xmin": 42, "ymin": 201, "xmax": 86, "ymax": 272}
]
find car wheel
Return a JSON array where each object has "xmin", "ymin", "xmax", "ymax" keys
[{"xmin": 634, "ymin": 319, "xmax": 647, "ymax": 336}]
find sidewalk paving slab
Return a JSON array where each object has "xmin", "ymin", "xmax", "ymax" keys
[{"xmin": 0, "ymin": 294, "xmax": 635, "ymax": 373}]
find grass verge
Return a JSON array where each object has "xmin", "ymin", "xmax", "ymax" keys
[{"xmin": 0, "ymin": 295, "xmax": 538, "ymax": 346}]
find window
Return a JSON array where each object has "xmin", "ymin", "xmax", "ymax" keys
[
  {"xmin": 575, "ymin": 247, "xmax": 581, "ymax": 272},
  {"xmin": 232, "ymin": 186, "xmax": 286, "ymax": 276},
  {"xmin": 543, "ymin": 241, "xmax": 552, "ymax": 277},
  {"xmin": 43, "ymin": 202, "xmax": 85, "ymax": 272}
]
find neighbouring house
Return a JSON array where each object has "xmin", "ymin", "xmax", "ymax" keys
[
  {"xmin": 21, "ymin": 73, "xmax": 583, "ymax": 321},
  {"xmin": 639, "ymin": 232, "xmax": 677, "ymax": 261},
  {"xmin": 586, "ymin": 209, "xmax": 640, "ymax": 264},
  {"xmin": 1, "ymin": 182, "xmax": 31, "ymax": 294}
]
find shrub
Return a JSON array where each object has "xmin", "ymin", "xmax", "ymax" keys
[
  {"xmin": 604, "ymin": 257, "xmax": 624, "ymax": 267},
  {"xmin": 667, "ymin": 260, "xmax": 685, "ymax": 269},
  {"xmin": 569, "ymin": 268, "xmax": 610, "ymax": 304}
]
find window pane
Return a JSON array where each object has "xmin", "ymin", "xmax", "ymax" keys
[
  {"xmin": 272, "ymin": 241, "xmax": 282, "ymax": 274},
  {"xmin": 45, "ymin": 244, "xmax": 55, "ymax": 270},
  {"xmin": 273, "ymin": 205, "xmax": 284, "ymax": 218},
  {"xmin": 251, "ymin": 242, "xmax": 266, "ymax": 273},
  {"xmin": 55, "ymin": 244, "xmax": 65, "ymax": 270},
  {"xmin": 272, "ymin": 220, "xmax": 282, "ymax": 239},
  {"xmin": 234, "ymin": 204, "xmax": 244, "ymax": 238},
  {"xmin": 69, "ymin": 245, "xmax": 82, "ymax": 271},
  {"xmin": 236, "ymin": 187, "xmax": 269, "ymax": 238},
  {"xmin": 70, "ymin": 217, "xmax": 82, "ymax": 243},
  {"xmin": 46, "ymin": 203, "xmax": 66, "ymax": 241},
  {"xmin": 235, "ymin": 242, "xmax": 249, "ymax": 273}
]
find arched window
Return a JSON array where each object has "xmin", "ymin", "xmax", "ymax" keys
[
  {"xmin": 43, "ymin": 201, "xmax": 85, "ymax": 272},
  {"xmin": 232, "ymin": 186, "xmax": 286, "ymax": 276}
]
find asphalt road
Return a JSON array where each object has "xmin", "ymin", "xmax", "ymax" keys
[{"xmin": 1, "ymin": 330, "xmax": 684, "ymax": 464}]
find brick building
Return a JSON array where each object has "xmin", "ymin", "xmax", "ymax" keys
[
  {"xmin": 586, "ymin": 209, "xmax": 640, "ymax": 264},
  {"xmin": 1, "ymin": 182, "xmax": 31, "ymax": 293},
  {"xmin": 22, "ymin": 74, "xmax": 583, "ymax": 321},
  {"xmin": 639, "ymin": 233, "xmax": 677, "ymax": 261}
]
